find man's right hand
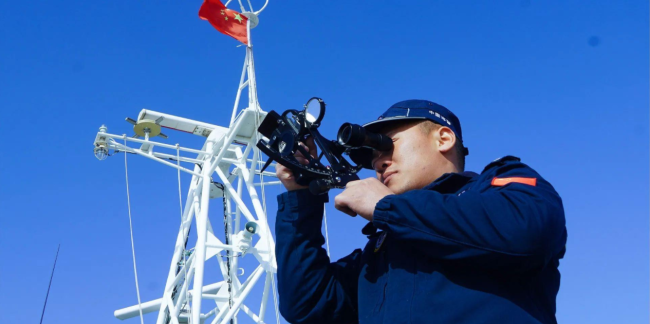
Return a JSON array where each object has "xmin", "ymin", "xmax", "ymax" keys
[{"xmin": 275, "ymin": 136, "xmax": 318, "ymax": 191}]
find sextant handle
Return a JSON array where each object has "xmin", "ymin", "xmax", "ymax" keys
[{"xmin": 309, "ymin": 179, "xmax": 332, "ymax": 195}]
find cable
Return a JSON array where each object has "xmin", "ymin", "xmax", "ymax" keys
[
  {"xmin": 177, "ymin": 145, "xmax": 191, "ymax": 324},
  {"xmin": 262, "ymin": 165, "xmax": 281, "ymax": 324},
  {"xmin": 216, "ymin": 181, "xmax": 235, "ymax": 324},
  {"xmin": 39, "ymin": 244, "xmax": 60, "ymax": 324},
  {"xmin": 323, "ymin": 206, "xmax": 331, "ymax": 258},
  {"xmin": 124, "ymin": 137, "xmax": 145, "ymax": 324},
  {"xmin": 271, "ymin": 273, "xmax": 281, "ymax": 324}
]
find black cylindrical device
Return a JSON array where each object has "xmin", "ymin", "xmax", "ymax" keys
[{"xmin": 337, "ymin": 123, "xmax": 393, "ymax": 151}]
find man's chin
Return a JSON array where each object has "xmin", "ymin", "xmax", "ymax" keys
[
  {"xmin": 389, "ymin": 181, "xmax": 424, "ymax": 195},
  {"xmin": 387, "ymin": 183, "xmax": 406, "ymax": 195}
]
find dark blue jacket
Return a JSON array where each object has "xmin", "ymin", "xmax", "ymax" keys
[{"xmin": 275, "ymin": 156, "xmax": 567, "ymax": 324}]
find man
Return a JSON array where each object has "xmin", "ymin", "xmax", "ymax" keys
[{"xmin": 274, "ymin": 99, "xmax": 567, "ymax": 324}]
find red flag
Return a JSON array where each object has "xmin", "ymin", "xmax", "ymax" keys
[{"xmin": 199, "ymin": 0, "xmax": 249, "ymax": 45}]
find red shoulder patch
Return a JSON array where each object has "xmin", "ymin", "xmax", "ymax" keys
[{"xmin": 491, "ymin": 177, "xmax": 537, "ymax": 187}]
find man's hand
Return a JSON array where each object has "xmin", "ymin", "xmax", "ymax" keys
[
  {"xmin": 275, "ymin": 136, "xmax": 318, "ymax": 191},
  {"xmin": 335, "ymin": 178, "xmax": 394, "ymax": 221}
]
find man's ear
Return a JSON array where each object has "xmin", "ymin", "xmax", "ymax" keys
[{"xmin": 435, "ymin": 126, "xmax": 456, "ymax": 153}]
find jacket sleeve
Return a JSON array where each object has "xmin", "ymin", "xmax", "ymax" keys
[
  {"xmin": 275, "ymin": 189, "xmax": 362, "ymax": 324},
  {"xmin": 372, "ymin": 162, "xmax": 567, "ymax": 273}
]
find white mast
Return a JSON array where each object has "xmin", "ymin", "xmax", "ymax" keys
[{"xmin": 93, "ymin": 1, "xmax": 279, "ymax": 323}]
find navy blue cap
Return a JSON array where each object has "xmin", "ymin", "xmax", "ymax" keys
[
  {"xmin": 349, "ymin": 100, "xmax": 468, "ymax": 170},
  {"xmin": 363, "ymin": 99, "xmax": 465, "ymax": 144}
]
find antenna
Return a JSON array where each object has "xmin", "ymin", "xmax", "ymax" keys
[
  {"xmin": 40, "ymin": 244, "xmax": 60, "ymax": 324},
  {"xmin": 92, "ymin": 1, "xmax": 280, "ymax": 323}
]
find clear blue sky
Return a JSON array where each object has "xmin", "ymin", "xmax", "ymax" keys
[{"xmin": 0, "ymin": 1, "xmax": 647, "ymax": 323}]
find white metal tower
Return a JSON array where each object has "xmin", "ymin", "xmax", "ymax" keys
[{"xmin": 92, "ymin": 1, "xmax": 280, "ymax": 323}]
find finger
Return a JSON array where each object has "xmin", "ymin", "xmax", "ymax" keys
[
  {"xmin": 336, "ymin": 205, "xmax": 357, "ymax": 217},
  {"xmin": 295, "ymin": 156, "xmax": 309, "ymax": 165},
  {"xmin": 295, "ymin": 142, "xmax": 313, "ymax": 161},
  {"xmin": 334, "ymin": 195, "xmax": 344, "ymax": 210},
  {"xmin": 275, "ymin": 164, "xmax": 295, "ymax": 182},
  {"xmin": 304, "ymin": 136, "xmax": 318, "ymax": 158},
  {"xmin": 334, "ymin": 195, "xmax": 354, "ymax": 216},
  {"xmin": 294, "ymin": 142, "xmax": 306, "ymax": 159},
  {"xmin": 342, "ymin": 207, "xmax": 357, "ymax": 217},
  {"xmin": 280, "ymin": 172, "xmax": 293, "ymax": 182},
  {"xmin": 296, "ymin": 142, "xmax": 317, "ymax": 163},
  {"xmin": 344, "ymin": 180, "xmax": 359, "ymax": 187},
  {"xmin": 334, "ymin": 202, "xmax": 354, "ymax": 216},
  {"xmin": 276, "ymin": 166, "xmax": 291, "ymax": 179},
  {"xmin": 275, "ymin": 163, "xmax": 287, "ymax": 175}
]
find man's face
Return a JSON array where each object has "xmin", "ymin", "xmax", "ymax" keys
[{"xmin": 372, "ymin": 121, "xmax": 452, "ymax": 194}]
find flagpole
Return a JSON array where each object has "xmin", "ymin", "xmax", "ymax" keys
[
  {"xmin": 246, "ymin": 17, "xmax": 258, "ymax": 112},
  {"xmin": 40, "ymin": 244, "xmax": 60, "ymax": 324},
  {"xmin": 230, "ymin": 11, "xmax": 257, "ymax": 126}
]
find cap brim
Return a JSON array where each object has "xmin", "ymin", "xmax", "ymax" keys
[{"xmin": 362, "ymin": 116, "xmax": 429, "ymax": 133}]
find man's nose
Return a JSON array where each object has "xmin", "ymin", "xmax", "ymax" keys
[{"xmin": 373, "ymin": 151, "xmax": 391, "ymax": 173}]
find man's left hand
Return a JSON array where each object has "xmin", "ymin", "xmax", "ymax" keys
[{"xmin": 334, "ymin": 178, "xmax": 394, "ymax": 221}]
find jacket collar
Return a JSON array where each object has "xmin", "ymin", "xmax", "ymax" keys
[{"xmin": 423, "ymin": 171, "xmax": 478, "ymax": 193}]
